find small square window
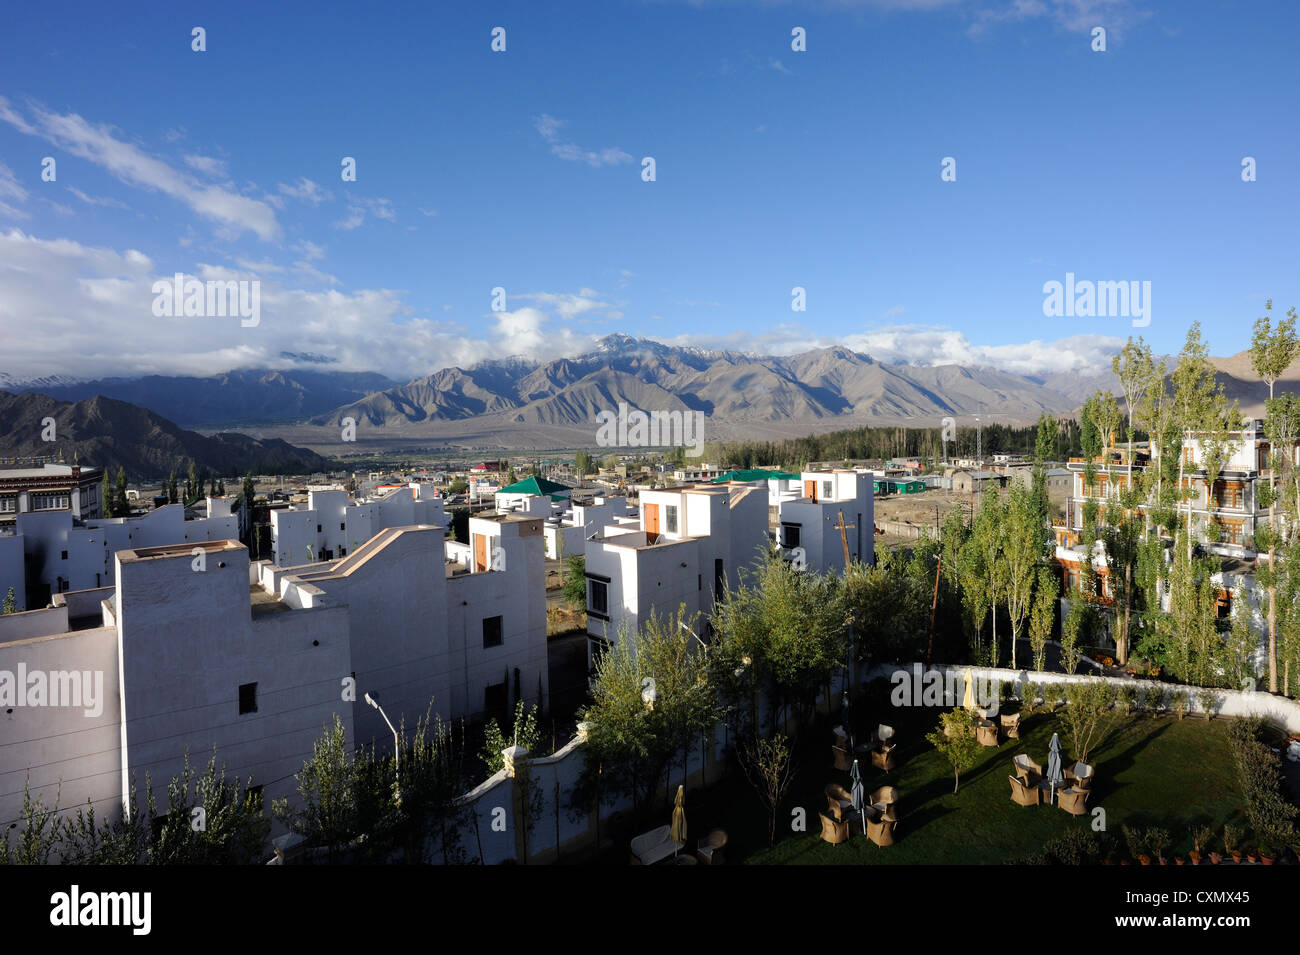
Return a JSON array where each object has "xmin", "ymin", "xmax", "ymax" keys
[
  {"xmin": 482, "ymin": 615, "xmax": 503, "ymax": 648},
  {"xmin": 340, "ymin": 522, "xmax": 346, "ymax": 531},
  {"xmin": 589, "ymin": 579, "xmax": 609, "ymax": 615},
  {"xmin": 317, "ymin": 524, "xmax": 322, "ymax": 534},
  {"xmin": 61, "ymin": 550, "xmax": 68, "ymax": 560},
  {"xmin": 239, "ymin": 682, "xmax": 258, "ymax": 715}
]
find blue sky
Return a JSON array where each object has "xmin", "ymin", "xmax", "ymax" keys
[{"xmin": 1, "ymin": 0, "xmax": 1297, "ymax": 382}]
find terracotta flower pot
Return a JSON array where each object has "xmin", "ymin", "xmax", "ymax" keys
[
  {"xmin": 1139, "ymin": 855, "xmax": 1152, "ymax": 866},
  {"xmin": 1188, "ymin": 852, "xmax": 1201, "ymax": 865},
  {"xmin": 1260, "ymin": 852, "xmax": 1276, "ymax": 866},
  {"xmin": 1231, "ymin": 851, "xmax": 1242, "ymax": 864},
  {"xmin": 1246, "ymin": 851, "xmax": 1258, "ymax": 864},
  {"xmin": 1209, "ymin": 851, "xmax": 1222, "ymax": 865},
  {"xmin": 1175, "ymin": 857, "xmax": 1185, "ymax": 866}
]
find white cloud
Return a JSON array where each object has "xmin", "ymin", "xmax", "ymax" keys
[
  {"xmin": 0, "ymin": 98, "xmax": 279, "ymax": 240},
  {"xmin": 278, "ymin": 177, "xmax": 331, "ymax": 204},
  {"xmin": 184, "ymin": 153, "xmax": 229, "ymax": 178},
  {"xmin": 0, "ymin": 231, "xmax": 628, "ymax": 380},
  {"xmin": 533, "ymin": 113, "xmax": 634, "ymax": 167},
  {"xmin": 517, "ymin": 289, "xmax": 619, "ymax": 321},
  {"xmin": 0, "ymin": 162, "xmax": 29, "ymax": 203},
  {"xmin": 333, "ymin": 196, "xmax": 395, "ymax": 230},
  {"xmin": 66, "ymin": 186, "xmax": 129, "ymax": 209}
]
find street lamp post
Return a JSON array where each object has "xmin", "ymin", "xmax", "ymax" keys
[{"xmin": 365, "ymin": 692, "xmax": 401, "ymax": 805}]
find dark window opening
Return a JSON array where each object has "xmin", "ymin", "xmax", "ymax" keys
[
  {"xmin": 482, "ymin": 614, "xmax": 503, "ymax": 648},
  {"xmin": 239, "ymin": 682, "xmax": 258, "ymax": 715}
]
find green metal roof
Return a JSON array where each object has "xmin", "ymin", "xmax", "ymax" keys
[
  {"xmin": 497, "ymin": 476, "xmax": 572, "ymax": 496},
  {"xmin": 710, "ymin": 468, "xmax": 801, "ymax": 483}
]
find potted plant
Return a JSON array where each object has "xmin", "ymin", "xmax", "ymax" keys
[
  {"xmin": 1259, "ymin": 845, "xmax": 1277, "ymax": 866},
  {"xmin": 1124, "ymin": 825, "xmax": 1149, "ymax": 865},
  {"xmin": 1224, "ymin": 825, "xmax": 1242, "ymax": 864},
  {"xmin": 1245, "ymin": 847, "xmax": 1258, "ymax": 864},
  {"xmin": 1189, "ymin": 825, "xmax": 1211, "ymax": 866},
  {"xmin": 1197, "ymin": 688, "xmax": 1216, "ymax": 721},
  {"xmin": 1169, "ymin": 689, "xmax": 1189, "ymax": 721},
  {"xmin": 1149, "ymin": 827, "xmax": 1170, "ymax": 865}
]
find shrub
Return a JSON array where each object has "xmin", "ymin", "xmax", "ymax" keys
[{"xmin": 1168, "ymin": 688, "xmax": 1190, "ymax": 720}]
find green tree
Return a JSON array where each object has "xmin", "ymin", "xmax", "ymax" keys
[
  {"xmin": 1001, "ymin": 482, "xmax": 1043, "ymax": 670},
  {"xmin": 562, "ymin": 554, "xmax": 587, "ymax": 610},
  {"xmin": 1, "ymin": 587, "xmax": 14, "ymax": 615},
  {"xmin": 114, "ymin": 466, "xmax": 129, "ymax": 516},
  {"xmin": 739, "ymin": 733, "xmax": 796, "ymax": 846},
  {"xmin": 166, "ymin": 471, "xmax": 178, "ymax": 505},
  {"xmin": 142, "ymin": 750, "xmax": 268, "ymax": 864},
  {"xmin": 925, "ymin": 708, "xmax": 982, "ymax": 794},
  {"xmin": 574, "ymin": 450, "xmax": 593, "ymax": 478},
  {"xmin": 580, "ymin": 607, "xmax": 717, "ymax": 820},
  {"xmin": 1029, "ymin": 568, "xmax": 1058, "ymax": 673},
  {"xmin": 1060, "ymin": 679, "xmax": 1122, "ymax": 764},
  {"xmin": 101, "ymin": 470, "xmax": 115, "ymax": 518},
  {"xmin": 1251, "ymin": 300, "xmax": 1299, "ymax": 693},
  {"xmin": 481, "ymin": 700, "xmax": 542, "ymax": 774},
  {"xmin": 709, "ymin": 553, "xmax": 846, "ymax": 730},
  {"xmin": 0, "ymin": 780, "xmax": 64, "ymax": 864}
]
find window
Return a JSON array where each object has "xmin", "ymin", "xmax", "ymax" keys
[
  {"xmin": 340, "ymin": 522, "xmax": 346, "ymax": 531},
  {"xmin": 588, "ymin": 578, "xmax": 609, "ymax": 618},
  {"xmin": 239, "ymin": 682, "xmax": 258, "ymax": 715},
  {"xmin": 61, "ymin": 550, "xmax": 68, "ymax": 560},
  {"xmin": 822, "ymin": 481, "xmax": 833, "ymax": 499},
  {"xmin": 781, "ymin": 523, "xmax": 801, "ymax": 548},
  {"xmin": 664, "ymin": 504, "xmax": 679, "ymax": 534},
  {"xmin": 317, "ymin": 524, "xmax": 322, "ymax": 534},
  {"xmin": 32, "ymin": 493, "xmax": 70, "ymax": 511},
  {"xmin": 484, "ymin": 681, "xmax": 507, "ymax": 715},
  {"xmin": 0, "ymin": 497, "xmax": 14, "ymax": 513},
  {"xmin": 482, "ymin": 614, "xmax": 503, "ymax": 648}
]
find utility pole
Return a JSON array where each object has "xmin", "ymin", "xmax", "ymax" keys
[
  {"xmin": 834, "ymin": 510, "xmax": 855, "ymax": 569},
  {"xmin": 927, "ymin": 553, "xmax": 942, "ymax": 665}
]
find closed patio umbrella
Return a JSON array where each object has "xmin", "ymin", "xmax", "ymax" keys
[
  {"xmin": 850, "ymin": 759, "xmax": 867, "ymax": 835},
  {"xmin": 841, "ymin": 689, "xmax": 853, "ymax": 748},
  {"xmin": 1045, "ymin": 733, "xmax": 1065, "ymax": 804},
  {"xmin": 963, "ymin": 668, "xmax": 976, "ymax": 710},
  {"xmin": 670, "ymin": 784, "xmax": 687, "ymax": 852}
]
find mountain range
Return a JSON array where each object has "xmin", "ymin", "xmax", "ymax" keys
[
  {"xmin": 0, "ymin": 392, "xmax": 332, "ymax": 481},
  {"xmin": 5, "ymin": 334, "xmax": 1297, "ymax": 453}
]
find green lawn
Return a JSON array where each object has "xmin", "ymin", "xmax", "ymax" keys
[{"xmin": 680, "ymin": 706, "xmax": 1248, "ymax": 865}]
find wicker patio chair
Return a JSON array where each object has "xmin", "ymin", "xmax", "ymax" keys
[
  {"xmin": 1000, "ymin": 711, "xmax": 1021, "ymax": 739},
  {"xmin": 1009, "ymin": 774, "xmax": 1041, "ymax": 807},
  {"xmin": 1063, "ymin": 761, "xmax": 1094, "ymax": 790},
  {"xmin": 820, "ymin": 811, "xmax": 851, "ymax": 844},
  {"xmin": 825, "ymin": 783, "xmax": 854, "ymax": 819},
  {"xmin": 1012, "ymin": 754, "xmax": 1043, "ymax": 786},
  {"xmin": 697, "ymin": 829, "xmax": 727, "ymax": 865},
  {"xmin": 866, "ymin": 813, "xmax": 897, "ymax": 847},
  {"xmin": 976, "ymin": 720, "xmax": 1000, "ymax": 747},
  {"xmin": 1057, "ymin": 787, "xmax": 1089, "ymax": 816}
]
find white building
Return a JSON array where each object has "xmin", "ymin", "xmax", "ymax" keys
[
  {"xmin": 0, "ymin": 498, "xmax": 238, "ymax": 612},
  {"xmin": 0, "ymin": 463, "xmax": 103, "ymax": 527},
  {"xmin": 776, "ymin": 470, "xmax": 875, "ymax": 575},
  {"xmin": 583, "ymin": 483, "xmax": 768, "ymax": 661},
  {"xmin": 269, "ymin": 484, "xmax": 445, "ymax": 567},
  {"xmin": 542, "ymin": 497, "xmax": 636, "ymax": 560},
  {"xmin": 0, "ymin": 511, "xmax": 547, "ymax": 846}
]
